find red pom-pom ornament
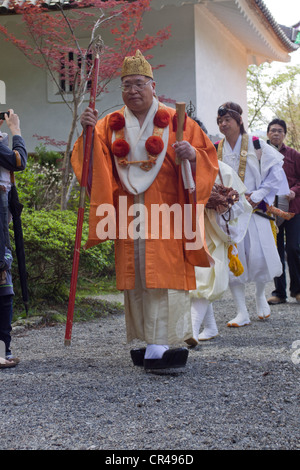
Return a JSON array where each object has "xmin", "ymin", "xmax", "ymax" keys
[
  {"xmin": 109, "ymin": 112, "xmax": 126, "ymax": 131},
  {"xmin": 153, "ymin": 109, "xmax": 170, "ymax": 128},
  {"xmin": 145, "ymin": 136, "xmax": 164, "ymax": 155},
  {"xmin": 112, "ymin": 139, "xmax": 130, "ymax": 158}
]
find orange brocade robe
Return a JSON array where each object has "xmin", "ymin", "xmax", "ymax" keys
[{"xmin": 71, "ymin": 104, "xmax": 219, "ymax": 291}]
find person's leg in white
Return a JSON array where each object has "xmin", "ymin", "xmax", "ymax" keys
[
  {"xmin": 187, "ymin": 297, "xmax": 209, "ymax": 345},
  {"xmin": 198, "ymin": 303, "xmax": 219, "ymax": 340},
  {"xmin": 227, "ymin": 282, "xmax": 251, "ymax": 327},
  {"xmin": 255, "ymin": 282, "xmax": 271, "ymax": 319}
]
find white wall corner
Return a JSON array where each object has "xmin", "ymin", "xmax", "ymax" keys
[{"xmin": 0, "ymin": 81, "xmax": 6, "ymax": 105}]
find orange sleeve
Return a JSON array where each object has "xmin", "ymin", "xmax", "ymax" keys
[{"xmin": 186, "ymin": 118, "xmax": 219, "ymax": 205}]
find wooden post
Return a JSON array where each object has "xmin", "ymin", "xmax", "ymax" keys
[
  {"xmin": 175, "ymin": 102, "xmax": 186, "ymax": 164},
  {"xmin": 175, "ymin": 102, "xmax": 195, "ymax": 194}
]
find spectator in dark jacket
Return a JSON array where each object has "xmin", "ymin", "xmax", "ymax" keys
[
  {"xmin": 0, "ymin": 109, "xmax": 27, "ymax": 368},
  {"xmin": 266, "ymin": 118, "xmax": 300, "ymax": 305}
]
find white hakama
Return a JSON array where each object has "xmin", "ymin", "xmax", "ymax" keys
[{"xmin": 124, "ymin": 235, "xmax": 192, "ymax": 345}]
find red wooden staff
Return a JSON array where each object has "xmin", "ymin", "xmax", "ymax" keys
[{"xmin": 64, "ymin": 51, "xmax": 100, "ymax": 346}]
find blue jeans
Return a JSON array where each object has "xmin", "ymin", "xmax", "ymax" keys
[
  {"xmin": 0, "ymin": 294, "xmax": 13, "ymax": 354},
  {"xmin": 272, "ymin": 213, "xmax": 300, "ymax": 299}
]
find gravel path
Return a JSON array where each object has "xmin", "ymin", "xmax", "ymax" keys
[{"xmin": 1, "ymin": 282, "xmax": 300, "ymax": 451}]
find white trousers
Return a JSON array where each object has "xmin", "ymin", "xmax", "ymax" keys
[{"xmin": 124, "ymin": 195, "xmax": 192, "ymax": 345}]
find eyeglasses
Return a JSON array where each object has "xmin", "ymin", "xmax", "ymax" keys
[
  {"xmin": 120, "ymin": 79, "xmax": 152, "ymax": 93},
  {"xmin": 268, "ymin": 128, "xmax": 285, "ymax": 134}
]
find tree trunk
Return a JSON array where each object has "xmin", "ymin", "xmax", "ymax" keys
[{"xmin": 60, "ymin": 103, "xmax": 78, "ymax": 210}]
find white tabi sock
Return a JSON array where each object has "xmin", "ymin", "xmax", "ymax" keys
[
  {"xmin": 144, "ymin": 344, "xmax": 169, "ymax": 359},
  {"xmin": 227, "ymin": 283, "xmax": 250, "ymax": 326}
]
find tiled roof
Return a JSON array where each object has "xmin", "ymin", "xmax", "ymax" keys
[
  {"xmin": 280, "ymin": 24, "xmax": 299, "ymax": 43},
  {"xmin": 0, "ymin": 0, "xmax": 79, "ymax": 13},
  {"xmin": 254, "ymin": 0, "xmax": 299, "ymax": 51},
  {"xmin": 0, "ymin": 0, "xmax": 299, "ymax": 52}
]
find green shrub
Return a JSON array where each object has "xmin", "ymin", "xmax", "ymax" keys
[
  {"xmin": 14, "ymin": 154, "xmax": 79, "ymax": 211},
  {"xmin": 9, "ymin": 209, "xmax": 115, "ymax": 304},
  {"xmin": 14, "ymin": 156, "xmax": 63, "ymax": 210},
  {"xmin": 34, "ymin": 143, "xmax": 63, "ymax": 167}
]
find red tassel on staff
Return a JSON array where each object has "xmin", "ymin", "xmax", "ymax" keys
[{"xmin": 64, "ymin": 52, "xmax": 100, "ymax": 346}]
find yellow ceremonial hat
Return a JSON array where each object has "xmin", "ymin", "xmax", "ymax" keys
[{"xmin": 121, "ymin": 50, "xmax": 153, "ymax": 79}]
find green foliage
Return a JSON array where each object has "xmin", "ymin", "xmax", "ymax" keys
[
  {"xmin": 247, "ymin": 62, "xmax": 300, "ymax": 151},
  {"xmin": 10, "ymin": 146, "xmax": 116, "ymax": 318},
  {"xmin": 12, "ymin": 296, "xmax": 123, "ymax": 326},
  {"xmin": 14, "ymin": 155, "xmax": 63, "ymax": 210},
  {"xmin": 10, "ymin": 209, "xmax": 115, "ymax": 305},
  {"xmin": 14, "ymin": 153, "xmax": 81, "ymax": 211},
  {"xmin": 273, "ymin": 85, "xmax": 300, "ymax": 152},
  {"xmin": 34, "ymin": 143, "xmax": 63, "ymax": 167}
]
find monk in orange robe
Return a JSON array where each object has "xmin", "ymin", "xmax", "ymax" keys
[{"xmin": 71, "ymin": 50, "xmax": 218, "ymax": 370}]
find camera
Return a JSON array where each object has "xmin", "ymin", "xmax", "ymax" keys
[{"xmin": 0, "ymin": 111, "xmax": 10, "ymax": 120}]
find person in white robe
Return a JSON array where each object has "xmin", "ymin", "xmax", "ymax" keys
[
  {"xmin": 189, "ymin": 161, "xmax": 252, "ymax": 342},
  {"xmin": 215, "ymin": 102, "xmax": 289, "ymax": 327}
]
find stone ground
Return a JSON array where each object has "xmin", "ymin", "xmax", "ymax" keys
[{"xmin": 0, "ymin": 281, "xmax": 299, "ymax": 452}]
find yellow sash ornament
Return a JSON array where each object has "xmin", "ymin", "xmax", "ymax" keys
[
  {"xmin": 228, "ymin": 244, "xmax": 244, "ymax": 277},
  {"xmin": 269, "ymin": 218, "xmax": 278, "ymax": 246}
]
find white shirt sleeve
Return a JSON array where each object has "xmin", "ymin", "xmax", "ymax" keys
[{"xmin": 250, "ymin": 164, "xmax": 285, "ymax": 205}]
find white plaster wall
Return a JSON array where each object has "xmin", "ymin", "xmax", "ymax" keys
[
  {"xmin": 92, "ymin": 5, "xmax": 198, "ymax": 125},
  {"xmin": 0, "ymin": 80, "xmax": 5, "ymax": 104},
  {"xmin": 0, "ymin": 4, "xmax": 250, "ymax": 151},
  {"xmin": 194, "ymin": 5, "xmax": 249, "ymax": 138},
  {"xmin": 142, "ymin": 5, "xmax": 196, "ymax": 107},
  {"xmin": 0, "ymin": 6, "xmax": 197, "ymax": 152},
  {"xmin": 88, "ymin": 5, "xmax": 197, "ymax": 126},
  {"xmin": 0, "ymin": 22, "xmax": 74, "ymax": 153}
]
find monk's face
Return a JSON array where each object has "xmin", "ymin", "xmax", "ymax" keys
[
  {"xmin": 217, "ymin": 113, "xmax": 241, "ymax": 140},
  {"xmin": 121, "ymin": 75, "xmax": 155, "ymax": 115}
]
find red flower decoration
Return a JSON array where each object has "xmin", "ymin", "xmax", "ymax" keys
[
  {"xmin": 112, "ymin": 139, "xmax": 130, "ymax": 158},
  {"xmin": 145, "ymin": 136, "xmax": 164, "ymax": 155},
  {"xmin": 153, "ymin": 109, "xmax": 170, "ymax": 128},
  {"xmin": 109, "ymin": 112, "xmax": 126, "ymax": 131}
]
